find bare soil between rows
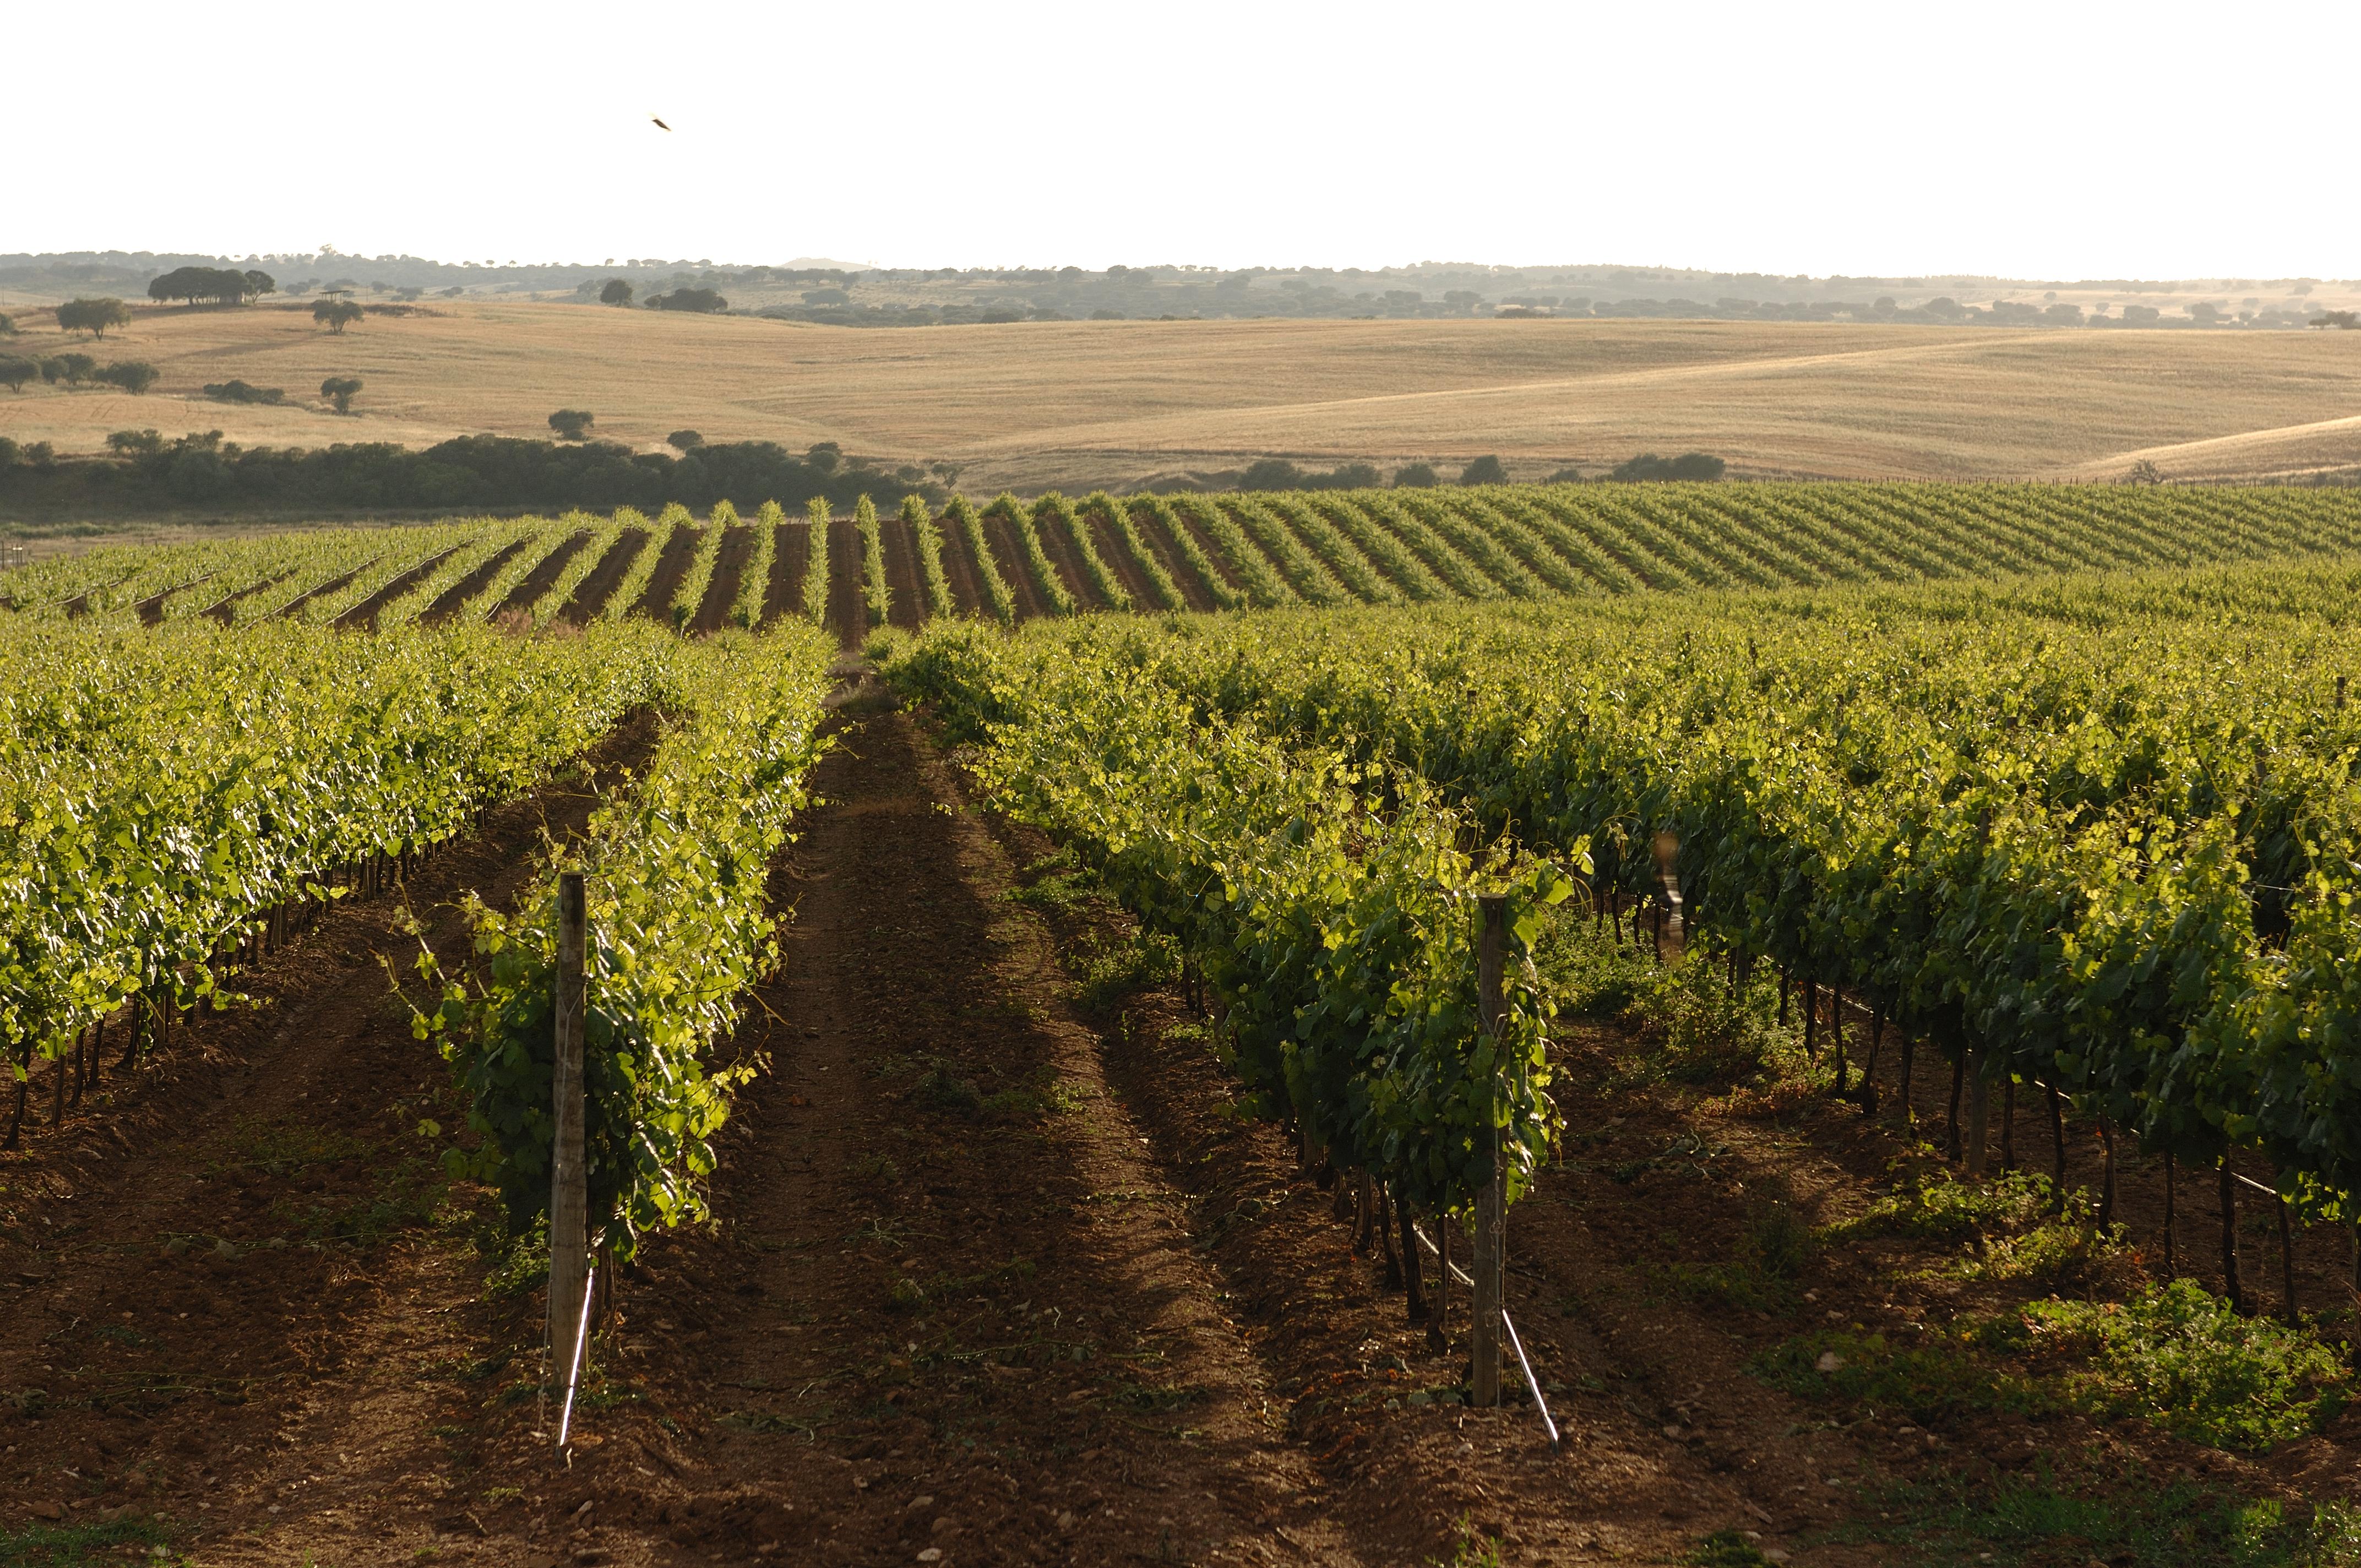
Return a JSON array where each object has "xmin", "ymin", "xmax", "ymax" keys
[{"xmin": 7, "ymin": 682, "xmax": 2359, "ymax": 1568}]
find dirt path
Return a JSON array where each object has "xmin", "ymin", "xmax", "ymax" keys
[
  {"xmin": 691, "ymin": 527, "xmax": 755, "ymax": 635},
  {"xmin": 561, "ymin": 532, "xmax": 646, "ymax": 623},
  {"xmin": 1082, "ymin": 509, "xmax": 1160, "ymax": 609},
  {"xmin": 934, "ymin": 513, "xmax": 986, "ymax": 617},
  {"xmin": 883, "ymin": 519, "xmax": 928, "ymax": 628},
  {"xmin": 766, "ymin": 524, "xmax": 812, "ymax": 625},
  {"xmin": 980, "ymin": 513, "xmax": 1051, "ymax": 620},
  {"xmin": 494, "ymin": 532, "xmax": 594, "ymax": 618},
  {"xmin": 501, "ymin": 688, "xmax": 1393, "ymax": 1568}
]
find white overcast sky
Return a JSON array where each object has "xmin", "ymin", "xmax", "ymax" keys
[{"xmin": 17, "ymin": 0, "xmax": 2353, "ymax": 279}]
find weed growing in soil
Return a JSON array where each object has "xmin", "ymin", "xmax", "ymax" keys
[
  {"xmin": 1753, "ymin": 1327, "xmax": 2042, "ymax": 1424},
  {"xmin": 1534, "ymin": 918, "xmax": 1800, "ymax": 1090},
  {"xmin": 1824, "ymin": 1466, "xmax": 2361, "ymax": 1566},
  {"xmin": 1823, "ymin": 1168, "xmax": 2058, "ymax": 1245},
  {"xmin": 0, "ymin": 1516, "xmax": 173, "ymax": 1567},
  {"xmin": 1666, "ymin": 1200, "xmax": 1811, "ymax": 1314},
  {"xmin": 2020, "ymin": 1279, "xmax": 2353, "ymax": 1451},
  {"xmin": 1685, "ymin": 1530, "xmax": 1777, "ymax": 1566},
  {"xmin": 1430, "ymin": 1516, "xmax": 1505, "ymax": 1568}
]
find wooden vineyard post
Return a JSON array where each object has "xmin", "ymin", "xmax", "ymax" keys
[
  {"xmin": 548, "ymin": 872, "xmax": 591, "ymax": 1391},
  {"xmin": 2219, "ymin": 1160, "xmax": 2244, "ymax": 1316},
  {"xmin": 1963, "ymin": 1051, "xmax": 1990, "ymax": 1176},
  {"xmin": 1471, "ymin": 894, "xmax": 1508, "ymax": 1408}
]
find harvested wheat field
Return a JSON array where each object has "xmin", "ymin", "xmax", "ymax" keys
[{"xmin": 5, "ymin": 300, "xmax": 2361, "ymax": 491}]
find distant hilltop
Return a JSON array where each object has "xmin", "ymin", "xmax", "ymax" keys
[{"xmin": 1, "ymin": 251, "xmax": 2351, "ymax": 331}]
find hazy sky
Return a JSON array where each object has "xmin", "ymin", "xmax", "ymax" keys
[{"xmin": 20, "ymin": 0, "xmax": 2354, "ymax": 279}]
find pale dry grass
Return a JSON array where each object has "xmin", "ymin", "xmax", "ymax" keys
[{"xmin": 4, "ymin": 299, "xmax": 2359, "ymax": 489}]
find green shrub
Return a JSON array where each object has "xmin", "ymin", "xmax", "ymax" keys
[{"xmin": 2024, "ymin": 1280, "xmax": 2352, "ymax": 1451}]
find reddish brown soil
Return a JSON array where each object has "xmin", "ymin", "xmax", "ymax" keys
[
  {"xmin": 882, "ymin": 520, "xmax": 927, "ymax": 629},
  {"xmin": 630, "ymin": 529, "xmax": 703, "ymax": 621},
  {"xmin": 765, "ymin": 524, "xmax": 811, "ymax": 626},
  {"xmin": 1130, "ymin": 508, "xmax": 1223, "ymax": 612},
  {"xmin": 690, "ymin": 527, "xmax": 755, "ymax": 635},
  {"xmin": 933, "ymin": 514, "xmax": 987, "ymax": 617},
  {"xmin": 1032, "ymin": 511, "xmax": 1105, "ymax": 610},
  {"xmin": 134, "ymin": 573, "xmax": 221, "ymax": 626},
  {"xmin": 980, "ymin": 514, "xmax": 1050, "ymax": 620},
  {"xmin": 335, "ymin": 548, "xmax": 463, "ymax": 631},
  {"xmin": 424, "ymin": 541, "xmax": 530, "ymax": 624},
  {"xmin": 1082, "ymin": 508, "xmax": 1160, "ymax": 610},
  {"xmin": 826, "ymin": 519, "xmax": 864, "ymax": 648},
  {"xmin": 493, "ymin": 532, "xmax": 593, "ymax": 618},
  {"xmin": 562, "ymin": 531, "xmax": 650, "ymax": 624},
  {"xmin": 198, "ymin": 569, "xmax": 298, "ymax": 624},
  {"xmin": 1166, "ymin": 504, "xmax": 1251, "ymax": 596},
  {"xmin": 270, "ymin": 556, "xmax": 382, "ymax": 622}
]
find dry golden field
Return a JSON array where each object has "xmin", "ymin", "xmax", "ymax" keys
[{"xmin": 4, "ymin": 298, "xmax": 2359, "ymax": 490}]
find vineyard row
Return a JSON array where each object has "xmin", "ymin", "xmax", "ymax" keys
[{"xmin": 13, "ymin": 482, "xmax": 2361, "ymax": 639}]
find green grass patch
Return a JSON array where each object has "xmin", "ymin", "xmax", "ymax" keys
[
  {"xmin": 2022, "ymin": 1279, "xmax": 2353, "ymax": 1451},
  {"xmin": 0, "ymin": 1516, "xmax": 173, "ymax": 1567},
  {"xmin": 1752, "ymin": 1327, "xmax": 2043, "ymax": 1424},
  {"xmin": 1821, "ymin": 1168, "xmax": 2056, "ymax": 1245},
  {"xmin": 1824, "ymin": 1467, "xmax": 2361, "ymax": 1566}
]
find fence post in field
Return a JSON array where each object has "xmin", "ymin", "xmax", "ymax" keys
[
  {"xmin": 548, "ymin": 871, "xmax": 590, "ymax": 1389},
  {"xmin": 1471, "ymin": 894, "xmax": 1508, "ymax": 1408},
  {"xmin": 1963, "ymin": 1050, "xmax": 1990, "ymax": 1176}
]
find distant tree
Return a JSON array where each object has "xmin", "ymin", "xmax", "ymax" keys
[
  {"xmin": 106, "ymin": 428, "xmax": 164, "ymax": 457},
  {"xmin": 1609, "ymin": 451, "xmax": 1726, "ymax": 482},
  {"xmin": 806, "ymin": 440, "xmax": 841, "ymax": 473},
  {"xmin": 1544, "ymin": 466, "xmax": 1584, "ymax": 483},
  {"xmin": 42, "ymin": 353, "xmax": 97, "ymax": 386},
  {"xmin": 650, "ymin": 287, "xmax": 728, "ymax": 313},
  {"xmin": 1391, "ymin": 462, "xmax": 1439, "ymax": 488},
  {"xmin": 548, "ymin": 409, "xmax": 595, "ymax": 441},
  {"xmin": 204, "ymin": 380, "xmax": 287, "ymax": 405},
  {"xmin": 0, "ymin": 437, "xmax": 15, "ymax": 469},
  {"xmin": 2311, "ymin": 311, "xmax": 2361, "ymax": 330},
  {"xmin": 57, "ymin": 298, "xmax": 133, "ymax": 339},
  {"xmin": 1442, "ymin": 290, "xmax": 1482, "ymax": 310},
  {"xmin": 2123, "ymin": 459, "xmax": 2165, "ymax": 485},
  {"xmin": 0, "ymin": 356, "xmax": 37, "ymax": 393},
  {"xmin": 149, "ymin": 266, "xmax": 271, "ymax": 306},
  {"xmin": 929, "ymin": 460, "xmax": 961, "ymax": 487},
  {"xmin": 2186, "ymin": 302, "xmax": 2222, "ymax": 324},
  {"xmin": 1240, "ymin": 458, "xmax": 1304, "ymax": 490},
  {"xmin": 2120, "ymin": 304, "xmax": 2162, "ymax": 325},
  {"xmin": 1090, "ymin": 308, "xmax": 1125, "ymax": 320},
  {"xmin": 0, "ymin": 312, "xmax": 14, "ymax": 337},
  {"xmin": 1921, "ymin": 296, "xmax": 1964, "ymax": 321},
  {"xmin": 666, "ymin": 429, "xmax": 703, "ymax": 451},
  {"xmin": 94, "ymin": 361, "xmax": 160, "ymax": 394},
  {"xmin": 320, "ymin": 375, "xmax": 364, "ymax": 415},
  {"xmin": 313, "ymin": 299, "xmax": 365, "ymax": 334},
  {"xmin": 600, "ymin": 279, "xmax": 634, "ymax": 307},
  {"xmin": 1458, "ymin": 454, "xmax": 1508, "ymax": 486}
]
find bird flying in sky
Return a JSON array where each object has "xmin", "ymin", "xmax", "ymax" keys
[{"xmin": 651, "ymin": 115, "xmax": 672, "ymax": 130}]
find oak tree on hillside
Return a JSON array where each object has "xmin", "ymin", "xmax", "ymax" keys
[
  {"xmin": 601, "ymin": 279, "xmax": 634, "ymax": 306},
  {"xmin": 667, "ymin": 429, "xmax": 703, "ymax": 451},
  {"xmin": 313, "ymin": 300, "xmax": 365, "ymax": 334},
  {"xmin": 548, "ymin": 409, "xmax": 595, "ymax": 441},
  {"xmin": 321, "ymin": 375, "xmax": 363, "ymax": 415},
  {"xmin": 1458, "ymin": 455, "xmax": 1508, "ymax": 486},
  {"xmin": 0, "ymin": 356, "xmax": 37, "ymax": 392},
  {"xmin": 57, "ymin": 298, "xmax": 132, "ymax": 339},
  {"xmin": 94, "ymin": 361, "xmax": 160, "ymax": 394}
]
